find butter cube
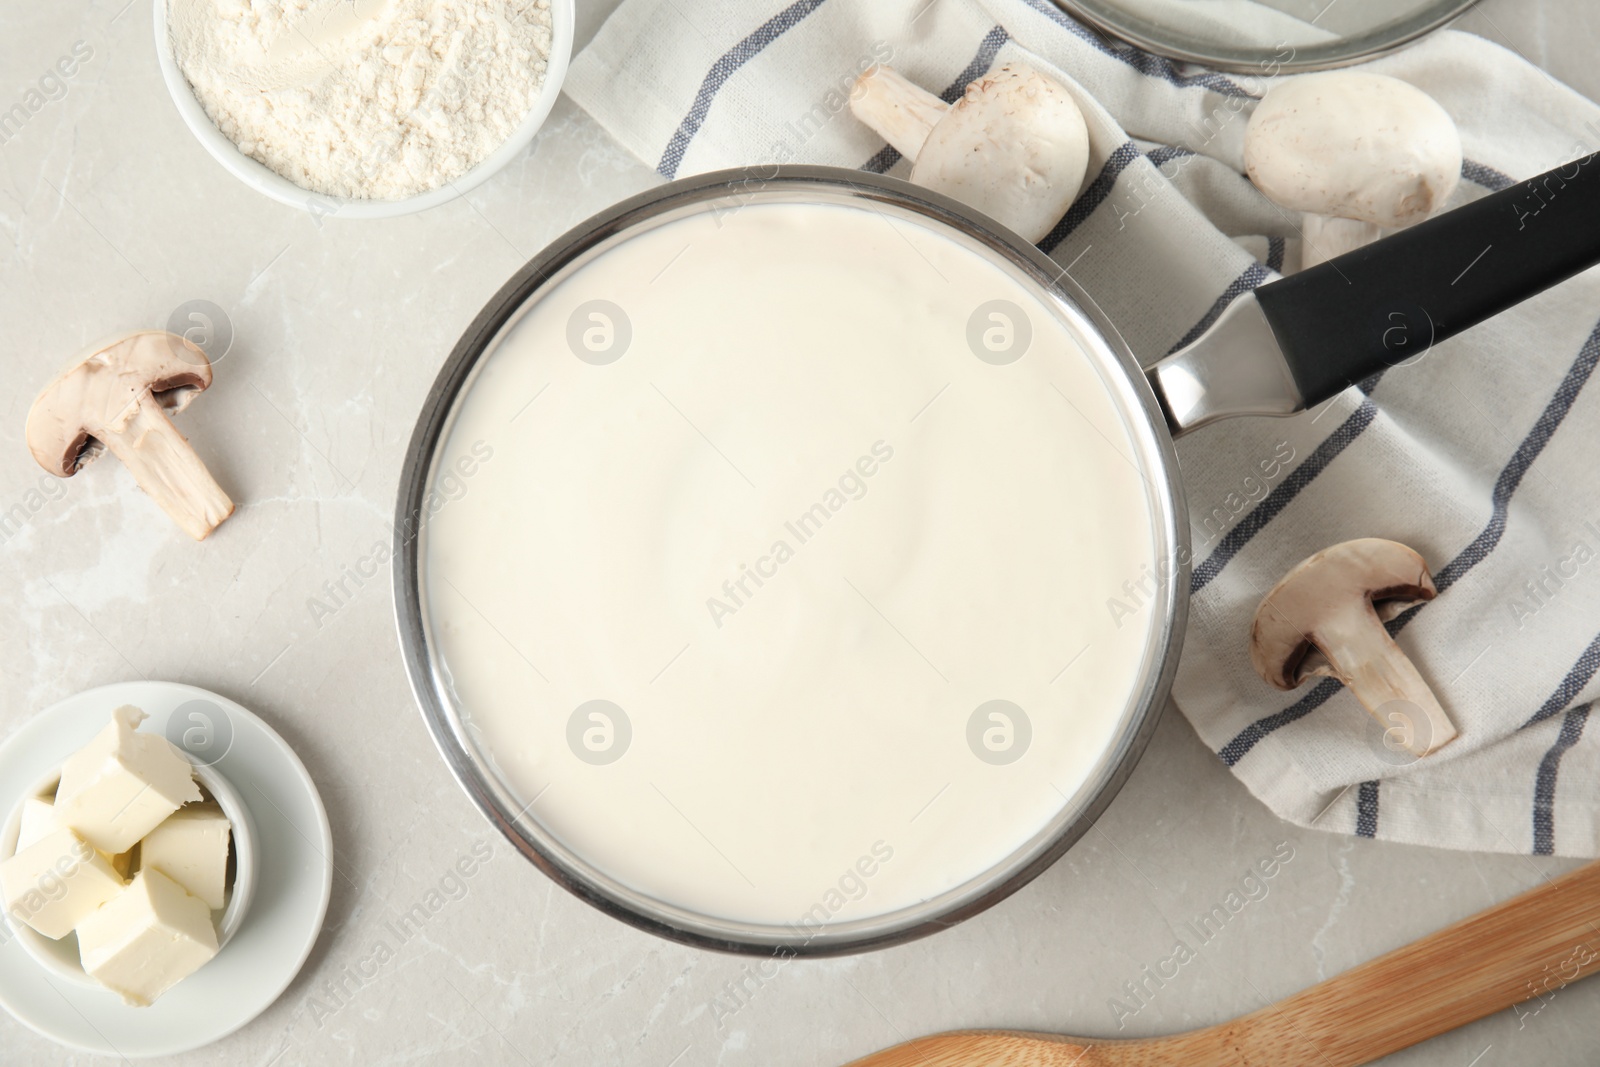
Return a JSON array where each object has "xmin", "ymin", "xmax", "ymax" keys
[
  {"xmin": 17, "ymin": 795, "xmax": 58, "ymax": 850},
  {"xmin": 140, "ymin": 803, "xmax": 231, "ymax": 910},
  {"xmin": 55, "ymin": 706, "xmax": 201, "ymax": 854},
  {"xmin": 17, "ymin": 798, "xmax": 131, "ymax": 876},
  {"xmin": 77, "ymin": 868, "xmax": 218, "ymax": 1006},
  {"xmin": 0, "ymin": 827, "xmax": 124, "ymax": 940}
]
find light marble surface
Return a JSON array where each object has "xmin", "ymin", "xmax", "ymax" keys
[{"xmin": 1, "ymin": 1, "xmax": 1596, "ymax": 1064}]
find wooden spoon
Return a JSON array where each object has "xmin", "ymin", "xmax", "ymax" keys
[{"xmin": 847, "ymin": 858, "xmax": 1600, "ymax": 1066}]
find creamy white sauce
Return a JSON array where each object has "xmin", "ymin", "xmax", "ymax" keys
[{"xmin": 422, "ymin": 200, "xmax": 1162, "ymax": 930}]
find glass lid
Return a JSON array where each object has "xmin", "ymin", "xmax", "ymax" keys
[
  {"xmin": 397, "ymin": 171, "xmax": 1185, "ymax": 953},
  {"xmin": 1056, "ymin": 0, "xmax": 1480, "ymax": 72}
]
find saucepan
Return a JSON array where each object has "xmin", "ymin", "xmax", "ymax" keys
[{"xmin": 393, "ymin": 158, "xmax": 1600, "ymax": 956}]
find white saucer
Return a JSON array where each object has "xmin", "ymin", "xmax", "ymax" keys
[{"xmin": 0, "ymin": 681, "xmax": 332, "ymax": 1058}]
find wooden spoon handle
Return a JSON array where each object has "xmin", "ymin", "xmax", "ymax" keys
[
  {"xmin": 848, "ymin": 861, "xmax": 1600, "ymax": 1067},
  {"xmin": 1242, "ymin": 857, "xmax": 1600, "ymax": 1065}
]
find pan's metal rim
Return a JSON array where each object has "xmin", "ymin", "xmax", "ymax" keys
[
  {"xmin": 1053, "ymin": 0, "xmax": 1480, "ymax": 74},
  {"xmin": 391, "ymin": 165, "xmax": 1190, "ymax": 957}
]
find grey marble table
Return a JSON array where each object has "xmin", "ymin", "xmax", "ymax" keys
[{"xmin": 0, "ymin": 1, "xmax": 1595, "ymax": 1064}]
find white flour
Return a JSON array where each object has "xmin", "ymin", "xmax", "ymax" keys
[{"xmin": 169, "ymin": 0, "xmax": 553, "ymax": 200}]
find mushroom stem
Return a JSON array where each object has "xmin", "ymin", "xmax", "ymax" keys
[
  {"xmin": 27, "ymin": 331, "xmax": 234, "ymax": 541},
  {"xmin": 851, "ymin": 66, "xmax": 949, "ymax": 160},
  {"xmin": 1322, "ymin": 619, "xmax": 1459, "ymax": 757},
  {"xmin": 849, "ymin": 63, "xmax": 1092, "ymax": 245},
  {"xmin": 97, "ymin": 396, "xmax": 233, "ymax": 541},
  {"xmin": 1249, "ymin": 539, "xmax": 1460, "ymax": 760}
]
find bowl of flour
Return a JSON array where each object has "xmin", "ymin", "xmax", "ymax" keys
[{"xmin": 156, "ymin": 0, "xmax": 572, "ymax": 218}]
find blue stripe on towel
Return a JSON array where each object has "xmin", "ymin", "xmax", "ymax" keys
[
  {"xmin": 861, "ymin": 142, "xmax": 901, "ymax": 174},
  {"xmin": 1218, "ymin": 677, "xmax": 1341, "ymax": 766},
  {"xmin": 1265, "ymin": 236, "xmax": 1286, "ymax": 273},
  {"xmin": 1463, "ymin": 159, "xmax": 1516, "ymax": 192},
  {"xmin": 657, "ymin": 0, "xmax": 829, "ymax": 179},
  {"xmin": 862, "ymin": 26, "xmax": 1010, "ymax": 174},
  {"xmin": 1037, "ymin": 141, "xmax": 1143, "ymax": 253},
  {"xmin": 1192, "ymin": 389, "xmax": 1382, "ymax": 600},
  {"xmin": 1355, "ymin": 781, "xmax": 1380, "ymax": 837},
  {"xmin": 1523, "ymin": 637, "xmax": 1600, "ymax": 854},
  {"xmin": 1218, "ymin": 317, "xmax": 1600, "ymax": 766},
  {"xmin": 1402, "ymin": 324, "xmax": 1600, "ymax": 607},
  {"xmin": 1533, "ymin": 703, "xmax": 1591, "ymax": 854},
  {"xmin": 1164, "ymin": 263, "xmax": 1272, "ymax": 354},
  {"xmin": 936, "ymin": 25, "xmax": 1012, "ymax": 101},
  {"xmin": 1144, "ymin": 144, "xmax": 1194, "ymax": 170},
  {"xmin": 1524, "ymin": 631, "xmax": 1600, "ymax": 728}
]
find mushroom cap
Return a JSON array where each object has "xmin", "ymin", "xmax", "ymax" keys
[
  {"xmin": 26, "ymin": 330, "xmax": 214, "ymax": 477},
  {"xmin": 1243, "ymin": 71, "xmax": 1462, "ymax": 229},
  {"xmin": 1249, "ymin": 538, "xmax": 1436, "ymax": 689},
  {"xmin": 910, "ymin": 63, "xmax": 1091, "ymax": 244}
]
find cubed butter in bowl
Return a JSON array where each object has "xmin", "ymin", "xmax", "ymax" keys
[
  {"xmin": 0, "ymin": 827, "xmax": 123, "ymax": 939},
  {"xmin": 17, "ymin": 795, "xmax": 57, "ymax": 849},
  {"xmin": 0, "ymin": 706, "xmax": 258, "ymax": 1005},
  {"xmin": 141, "ymin": 802, "xmax": 231, "ymax": 911},
  {"xmin": 56, "ymin": 706, "xmax": 203, "ymax": 855},
  {"xmin": 77, "ymin": 867, "xmax": 219, "ymax": 1007}
]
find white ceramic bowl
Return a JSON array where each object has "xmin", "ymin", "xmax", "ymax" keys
[
  {"xmin": 0, "ymin": 759, "xmax": 258, "ymax": 990},
  {"xmin": 152, "ymin": 0, "xmax": 574, "ymax": 219}
]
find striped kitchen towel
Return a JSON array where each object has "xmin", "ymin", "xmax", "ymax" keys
[{"xmin": 565, "ymin": 0, "xmax": 1600, "ymax": 857}]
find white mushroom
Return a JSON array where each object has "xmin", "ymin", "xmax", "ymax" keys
[
  {"xmin": 26, "ymin": 331, "xmax": 235, "ymax": 541},
  {"xmin": 851, "ymin": 62, "xmax": 1091, "ymax": 244},
  {"xmin": 1244, "ymin": 71, "xmax": 1462, "ymax": 269},
  {"xmin": 1249, "ymin": 538, "xmax": 1458, "ymax": 758}
]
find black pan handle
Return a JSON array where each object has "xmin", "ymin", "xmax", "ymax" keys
[{"xmin": 1254, "ymin": 153, "xmax": 1600, "ymax": 408}]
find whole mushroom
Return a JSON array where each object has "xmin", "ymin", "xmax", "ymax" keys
[
  {"xmin": 850, "ymin": 62, "xmax": 1091, "ymax": 244},
  {"xmin": 26, "ymin": 330, "xmax": 234, "ymax": 541},
  {"xmin": 1249, "ymin": 538, "xmax": 1457, "ymax": 758},
  {"xmin": 1244, "ymin": 71, "xmax": 1462, "ymax": 269}
]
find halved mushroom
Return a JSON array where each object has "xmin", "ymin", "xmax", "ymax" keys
[
  {"xmin": 1249, "ymin": 538, "xmax": 1457, "ymax": 757},
  {"xmin": 26, "ymin": 331, "xmax": 234, "ymax": 541},
  {"xmin": 1244, "ymin": 72, "xmax": 1462, "ymax": 268},
  {"xmin": 851, "ymin": 62, "xmax": 1091, "ymax": 244}
]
